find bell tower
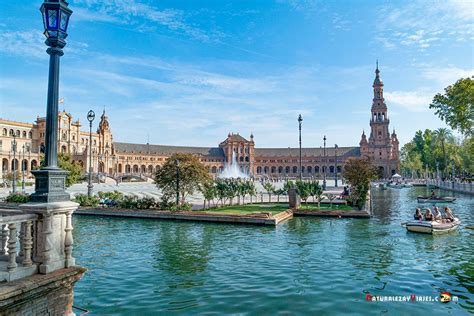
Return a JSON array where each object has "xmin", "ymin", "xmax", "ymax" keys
[{"xmin": 360, "ymin": 62, "xmax": 400, "ymax": 178}]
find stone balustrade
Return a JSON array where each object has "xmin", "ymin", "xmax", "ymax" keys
[
  {"xmin": 427, "ymin": 180, "xmax": 474, "ymax": 195},
  {"xmin": 0, "ymin": 212, "xmax": 38, "ymax": 282},
  {"xmin": 0, "ymin": 200, "xmax": 79, "ymax": 282}
]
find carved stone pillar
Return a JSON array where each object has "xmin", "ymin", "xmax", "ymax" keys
[
  {"xmin": 7, "ymin": 223, "xmax": 17, "ymax": 272},
  {"xmin": 0, "ymin": 224, "xmax": 8, "ymax": 255},
  {"xmin": 22, "ymin": 221, "xmax": 33, "ymax": 267}
]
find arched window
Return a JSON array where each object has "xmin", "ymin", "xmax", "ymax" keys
[
  {"xmin": 2, "ymin": 128, "xmax": 6, "ymax": 136},
  {"xmin": 28, "ymin": 131, "xmax": 32, "ymax": 138},
  {"xmin": 264, "ymin": 166, "xmax": 269, "ymax": 174},
  {"xmin": 15, "ymin": 130, "xmax": 20, "ymax": 137},
  {"xmin": 307, "ymin": 166, "xmax": 312, "ymax": 174},
  {"xmin": 245, "ymin": 156, "xmax": 249, "ymax": 162},
  {"xmin": 337, "ymin": 166, "xmax": 342, "ymax": 173},
  {"xmin": 329, "ymin": 166, "xmax": 334, "ymax": 173},
  {"xmin": 271, "ymin": 166, "xmax": 276, "ymax": 174},
  {"xmin": 118, "ymin": 164, "xmax": 123, "ymax": 173},
  {"xmin": 257, "ymin": 166, "xmax": 262, "ymax": 174},
  {"xmin": 292, "ymin": 166, "xmax": 297, "ymax": 174},
  {"xmin": 30, "ymin": 160, "xmax": 38, "ymax": 170},
  {"xmin": 212, "ymin": 166, "xmax": 217, "ymax": 173},
  {"xmin": 285, "ymin": 166, "xmax": 290, "ymax": 174},
  {"xmin": 148, "ymin": 165, "xmax": 153, "ymax": 174},
  {"xmin": 239, "ymin": 156, "xmax": 244, "ymax": 162},
  {"xmin": 9, "ymin": 129, "xmax": 14, "ymax": 136},
  {"xmin": 278, "ymin": 166, "xmax": 283, "ymax": 174},
  {"xmin": 22, "ymin": 131, "xmax": 27, "ymax": 138},
  {"xmin": 301, "ymin": 166, "xmax": 305, "ymax": 174},
  {"xmin": 315, "ymin": 166, "xmax": 320, "ymax": 173}
]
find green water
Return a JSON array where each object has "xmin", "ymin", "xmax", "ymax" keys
[{"xmin": 73, "ymin": 188, "xmax": 473, "ymax": 315}]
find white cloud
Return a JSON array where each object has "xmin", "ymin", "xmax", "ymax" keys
[
  {"xmin": 375, "ymin": 0, "xmax": 474, "ymax": 51},
  {"xmin": 420, "ymin": 66, "xmax": 473, "ymax": 86},
  {"xmin": 385, "ymin": 90, "xmax": 433, "ymax": 112}
]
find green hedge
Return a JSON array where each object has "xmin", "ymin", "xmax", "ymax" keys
[{"xmin": 4, "ymin": 192, "xmax": 30, "ymax": 203}]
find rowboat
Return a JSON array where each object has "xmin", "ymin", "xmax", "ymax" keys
[
  {"xmin": 417, "ymin": 196, "xmax": 456, "ymax": 203},
  {"xmin": 404, "ymin": 218, "xmax": 461, "ymax": 234}
]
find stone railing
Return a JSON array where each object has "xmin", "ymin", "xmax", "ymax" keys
[
  {"xmin": 0, "ymin": 200, "xmax": 78, "ymax": 282},
  {"xmin": 427, "ymin": 180, "xmax": 474, "ymax": 195},
  {"xmin": 0, "ymin": 211, "xmax": 38, "ymax": 282}
]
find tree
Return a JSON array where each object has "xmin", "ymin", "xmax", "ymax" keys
[
  {"xmin": 433, "ymin": 128, "xmax": 453, "ymax": 176},
  {"xmin": 155, "ymin": 153, "xmax": 210, "ymax": 206},
  {"xmin": 295, "ymin": 180, "xmax": 310, "ymax": 205},
  {"xmin": 199, "ymin": 181, "xmax": 216, "ymax": 209},
  {"xmin": 262, "ymin": 181, "xmax": 275, "ymax": 202},
  {"xmin": 429, "ymin": 77, "xmax": 474, "ymax": 136},
  {"xmin": 343, "ymin": 157, "xmax": 378, "ymax": 209},
  {"xmin": 308, "ymin": 181, "xmax": 323, "ymax": 206},
  {"xmin": 274, "ymin": 188, "xmax": 286, "ymax": 203},
  {"xmin": 58, "ymin": 153, "xmax": 84, "ymax": 187}
]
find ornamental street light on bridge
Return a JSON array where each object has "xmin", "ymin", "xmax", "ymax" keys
[
  {"xmin": 87, "ymin": 110, "xmax": 95, "ymax": 197},
  {"xmin": 11, "ymin": 135, "xmax": 17, "ymax": 194},
  {"xmin": 298, "ymin": 114, "xmax": 303, "ymax": 181},
  {"xmin": 30, "ymin": 0, "xmax": 72, "ymax": 203}
]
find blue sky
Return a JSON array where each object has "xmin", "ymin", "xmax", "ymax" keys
[{"xmin": 0, "ymin": 0, "xmax": 472, "ymax": 148}]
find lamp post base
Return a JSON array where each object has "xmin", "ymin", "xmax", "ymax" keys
[{"xmin": 30, "ymin": 167, "xmax": 70, "ymax": 203}]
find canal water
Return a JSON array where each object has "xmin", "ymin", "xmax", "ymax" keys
[{"xmin": 73, "ymin": 187, "xmax": 473, "ymax": 315}]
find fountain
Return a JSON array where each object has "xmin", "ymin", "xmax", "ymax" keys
[{"xmin": 219, "ymin": 151, "xmax": 248, "ymax": 178}]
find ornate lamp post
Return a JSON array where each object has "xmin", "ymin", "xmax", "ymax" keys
[
  {"xmin": 12, "ymin": 135, "xmax": 17, "ymax": 193},
  {"xmin": 87, "ymin": 110, "xmax": 95, "ymax": 197},
  {"xmin": 30, "ymin": 0, "xmax": 72, "ymax": 202},
  {"xmin": 21, "ymin": 144, "xmax": 30, "ymax": 192},
  {"xmin": 175, "ymin": 159, "xmax": 180, "ymax": 206},
  {"xmin": 298, "ymin": 114, "xmax": 303, "ymax": 181},
  {"xmin": 334, "ymin": 144, "xmax": 338, "ymax": 188},
  {"xmin": 323, "ymin": 135, "xmax": 327, "ymax": 190}
]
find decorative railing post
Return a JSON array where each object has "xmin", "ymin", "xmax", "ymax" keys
[
  {"xmin": 64, "ymin": 210, "xmax": 74, "ymax": 268},
  {"xmin": 22, "ymin": 221, "xmax": 33, "ymax": 267},
  {"xmin": 18, "ymin": 222, "xmax": 25, "ymax": 258},
  {"xmin": 7, "ymin": 223, "xmax": 17, "ymax": 272},
  {"xmin": 41, "ymin": 214, "xmax": 54, "ymax": 272},
  {"xmin": 0, "ymin": 224, "xmax": 8, "ymax": 255}
]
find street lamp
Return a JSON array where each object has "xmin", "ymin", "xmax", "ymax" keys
[
  {"xmin": 298, "ymin": 114, "xmax": 303, "ymax": 181},
  {"xmin": 30, "ymin": 0, "xmax": 72, "ymax": 203},
  {"xmin": 323, "ymin": 135, "xmax": 327, "ymax": 190},
  {"xmin": 334, "ymin": 144, "xmax": 338, "ymax": 188},
  {"xmin": 175, "ymin": 159, "xmax": 180, "ymax": 207},
  {"xmin": 87, "ymin": 110, "xmax": 95, "ymax": 197},
  {"xmin": 21, "ymin": 144, "xmax": 30, "ymax": 192},
  {"xmin": 12, "ymin": 135, "xmax": 17, "ymax": 193}
]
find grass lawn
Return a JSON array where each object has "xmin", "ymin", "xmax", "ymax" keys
[
  {"xmin": 204, "ymin": 204, "xmax": 289, "ymax": 215},
  {"xmin": 298, "ymin": 203, "xmax": 354, "ymax": 211}
]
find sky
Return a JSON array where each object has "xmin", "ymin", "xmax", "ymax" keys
[{"xmin": 0, "ymin": 0, "xmax": 473, "ymax": 149}]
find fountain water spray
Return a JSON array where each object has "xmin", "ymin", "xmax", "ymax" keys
[{"xmin": 219, "ymin": 151, "xmax": 248, "ymax": 178}]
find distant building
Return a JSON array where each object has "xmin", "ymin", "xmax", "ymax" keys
[{"xmin": 0, "ymin": 65, "xmax": 399, "ymax": 180}]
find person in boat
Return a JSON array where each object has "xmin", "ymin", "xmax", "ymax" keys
[
  {"xmin": 424, "ymin": 208, "xmax": 434, "ymax": 221},
  {"xmin": 433, "ymin": 206, "xmax": 442, "ymax": 221},
  {"xmin": 430, "ymin": 190, "xmax": 436, "ymax": 198},
  {"xmin": 414, "ymin": 208, "xmax": 423, "ymax": 220},
  {"xmin": 444, "ymin": 207, "xmax": 455, "ymax": 222}
]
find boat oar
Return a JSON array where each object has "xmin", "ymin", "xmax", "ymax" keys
[{"xmin": 466, "ymin": 225, "xmax": 474, "ymax": 230}]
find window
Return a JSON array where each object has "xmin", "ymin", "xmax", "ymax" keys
[
  {"xmin": 2, "ymin": 129, "xmax": 7, "ymax": 136},
  {"xmin": 22, "ymin": 131, "xmax": 27, "ymax": 138}
]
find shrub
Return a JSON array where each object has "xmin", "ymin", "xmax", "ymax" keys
[
  {"xmin": 74, "ymin": 194, "xmax": 100, "ymax": 207},
  {"xmin": 119, "ymin": 195, "xmax": 139, "ymax": 209},
  {"xmin": 136, "ymin": 197, "xmax": 156, "ymax": 209},
  {"xmin": 5, "ymin": 192, "xmax": 30, "ymax": 203},
  {"xmin": 98, "ymin": 190, "xmax": 124, "ymax": 201},
  {"xmin": 170, "ymin": 202, "xmax": 192, "ymax": 212}
]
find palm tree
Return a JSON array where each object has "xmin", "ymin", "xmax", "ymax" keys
[{"xmin": 433, "ymin": 128, "xmax": 453, "ymax": 178}]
